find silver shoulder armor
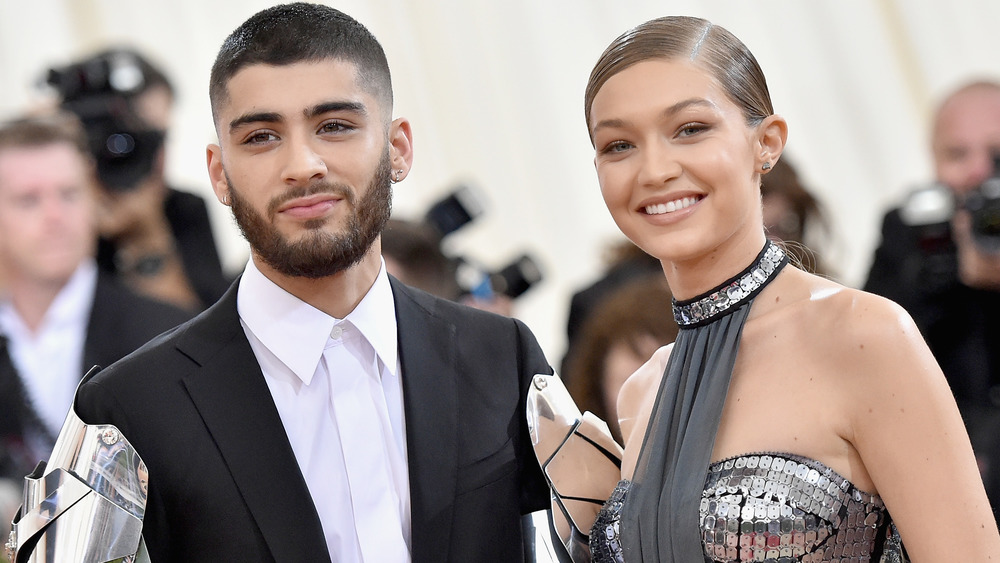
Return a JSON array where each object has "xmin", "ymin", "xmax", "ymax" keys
[
  {"xmin": 5, "ymin": 395, "xmax": 149, "ymax": 563},
  {"xmin": 526, "ymin": 372, "xmax": 623, "ymax": 563}
]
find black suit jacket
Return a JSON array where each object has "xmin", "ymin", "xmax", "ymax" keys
[
  {"xmin": 74, "ymin": 277, "xmax": 552, "ymax": 562},
  {"xmin": 0, "ymin": 272, "xmax": 192, "ymax": 480}
]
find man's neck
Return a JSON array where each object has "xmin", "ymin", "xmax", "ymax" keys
[
  {"xmin": 5, "ymin": 271, "xmax": 75, "ymax": 334},
  {"xmin": 252, "ymin": 247, "xmax": 383, "ymax": 319}
]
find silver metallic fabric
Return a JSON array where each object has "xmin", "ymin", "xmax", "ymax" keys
[
  {"xmin": 701, "ymin": 453, "xmax": 901, "ymax": 562},
  {"xmin": 590, "ymin": 480, "xmax": 629, "ymax": 563},
  {"xmin": 592, "ymin": 453, "xmax": 905, "ymax": 563},
  {"xmin": 527, "ymin": 372, "xmax": 623, "ymax": 562},
  {"xmin": 619, "ymin": 241, "xmax": 787, "ymax": 561},
  {"xmin": 6, "ymin": 395, "xmax": 148, "ymax": 563}
]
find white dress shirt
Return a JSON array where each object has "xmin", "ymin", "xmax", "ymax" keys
[
  {"xmin": 237, "ymin": 257, "xmax": 410, "ymax": 562},
  {"xmin": 0, "ymin": 260, "xmax": 97, "ymax": 437}
]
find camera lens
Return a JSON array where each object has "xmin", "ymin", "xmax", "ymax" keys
[
  {"xmin": 967, "ymin": 178, "xmax": 1000, "ymax": 253},
  {"xmin": 106, "ymin": 133, "xmax": 136, "ymax": 157}
]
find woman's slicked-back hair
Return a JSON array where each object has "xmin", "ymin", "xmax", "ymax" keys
[
  {"xmin": 584, "ymin": 16, "xmax": 773, "ymax": 144},
  {"xmin": 209, "ymin": 2, "xmax": 392, "ymax": 123}
]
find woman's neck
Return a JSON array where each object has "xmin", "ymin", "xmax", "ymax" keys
[{"xmin": 661, "ymin": 231, "xmax": 769, "ymax": 300}]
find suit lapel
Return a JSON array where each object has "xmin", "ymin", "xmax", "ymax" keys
[
  {"xmin": 391, "ymin": 279, "xmax": 458, "ymax": 562},
  {"xmin": 177, "ymin": 282, "xmax": 331, "ymax": 562}
]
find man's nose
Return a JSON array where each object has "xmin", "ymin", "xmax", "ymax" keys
[{"xmin": 282, "ymin": 137, "xmax": 327, "ymax": 185}]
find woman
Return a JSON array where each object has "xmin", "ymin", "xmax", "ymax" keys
[{"xmin": 582, "ymin": 15, "xmax": 1000, "ymax": 562}]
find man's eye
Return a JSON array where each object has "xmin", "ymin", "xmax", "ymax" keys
[
  {"xmin": 245, "ymin": 132, "xmax": 277, "ymax": 145},
  {"xmin": 319, "ymin": 121, "xmax": 352, "ymax": 134},
  {"xmin": 14, "ymin": 195, "xmax": 40, "ymax": 208}
]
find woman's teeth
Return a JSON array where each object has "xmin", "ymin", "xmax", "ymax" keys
[{"xmin": 645, "ymin": 196, "xmax": 698, "ymax": 215}]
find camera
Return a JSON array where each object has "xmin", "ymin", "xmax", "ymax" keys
[
  {"xmin": 900, "ymin": 156, "xmax": 1000, "ymax": 256},
  {"xmin": 403, "ymin": 185, "xmax": 543, "ymax": 300},
  {"xmin": 45, "ymin": 49, "xmax": 165, "ymax": 191},
  {"xmin": 963, "ymin": 167, "xmax": 1000, "ymax": 254}
]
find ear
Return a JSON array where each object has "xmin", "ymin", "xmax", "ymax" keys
[
  {"xmin": 205, "ymin": 144, "xmax": 229, "ymax": 205},
  {"xmin": 388, "ymin": 117, "xmax": 414, "ymax": 181},
  {"xmin": 756, "ymin": 114, "xmax": 788, "ymax": 172}
]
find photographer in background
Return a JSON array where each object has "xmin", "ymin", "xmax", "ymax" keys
[
  {"xmin": 864, "ymin": 79, "xmax": 1000, "ymax": 521},
  {"xmin": 382, "ymin": 187, "xmax": 543, "ymax": 317},
  {"xmin": 50, "ymin": 47, "xmax": 230, "ymax": 311}
]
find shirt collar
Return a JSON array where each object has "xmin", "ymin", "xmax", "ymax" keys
[
  {"xmin": 346, "ymin": 260, "xmax": 399, "ymax": 378},
  {"xmin": 237, "ymin": 257, "xmax": 398, "ymax": 384},
  {"xmin": 0, "ymin": 259, "xmax": 97, "ymax": 336}
]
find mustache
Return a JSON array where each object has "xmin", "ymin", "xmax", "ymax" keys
[{"xmin": 266, "ymin": 182, "xmax": 355, "ymax": 217}]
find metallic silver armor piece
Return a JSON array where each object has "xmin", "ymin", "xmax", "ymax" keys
[
  {"xmin": 6, "ymin": 398, "xmax": 149, "ymax": 563},
  {"xmin": 527, "ymin": 372, "xmax": 623, "ymax": 563}
]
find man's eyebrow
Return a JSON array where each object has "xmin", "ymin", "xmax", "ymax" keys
[
  {"xmin": 591, "ymin": 97, "xmax": 714, "ymax": 135},
  {"xmin": 227, "ymin": 101, "xmax": 369, "ymax": 134},
  {"xmin": 229, "ymin": 112, "xmax": 282, "ymax": 134},
  {"xmin": 306, "ymin": 101, "xmax": 368, "ymax": 119}
]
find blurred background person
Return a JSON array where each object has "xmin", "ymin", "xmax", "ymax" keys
[
  {"xmin": 382, "ymin": 212, "xmax": 538, "ymax": 317},
  {"xmin": 564, "ymin": 275, "xmax": 677, "ymax": 443},
  {"xmin": 48, "ymin": 47, "xmax": 232, "ymax": 311},
  {"xmin": 864, "ymin": 79, "xmax": 1000, "ymax": 522},
  {"xmin": 382, "ymin": 218, "xmax": 463, "ymax": 300},
  {"xmin": 0, "ymin": 114, "xmax": 191, "ymax": 500},
  {"xmin": 761, "ymin": 157, "xmax": 833, "ymax": 277}
]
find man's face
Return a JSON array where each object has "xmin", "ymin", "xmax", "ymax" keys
[
  {"xmin": 933, "ymin": 87, "xmax": 1000, "ymax": 195},
  {"xmin": 0, "ymin": 143, "xmax": 96, "ymax": 286},
  {"xmin": 208, "ymin": 60, "xmax": 399, "ymax": 278}
]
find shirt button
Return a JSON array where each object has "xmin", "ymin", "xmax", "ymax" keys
[{"xmin": 330, "ymin": 325, "xmax": 343, "ymax": 339}]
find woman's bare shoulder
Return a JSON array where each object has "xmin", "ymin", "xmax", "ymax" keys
[
  {"xmin": 780, "ymin": 270, "xmax": 921, "ymax": 356},
  {"xmin": 617, "ymin": 343, "xmax": 672, "ymax": 475}
]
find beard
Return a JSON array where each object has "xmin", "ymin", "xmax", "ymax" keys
[{"xmin": 227, "ymin": 149, "xmax": 393, "ymax": 279}]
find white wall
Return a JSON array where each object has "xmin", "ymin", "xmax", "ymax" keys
[{"xmin": 2, "ymin": 0, "xmax": 999, "ymax": 361}]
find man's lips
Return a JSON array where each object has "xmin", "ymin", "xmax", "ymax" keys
[{"xmin": 276, "ymin": 194, "xmax": 343, "ymax": 219}]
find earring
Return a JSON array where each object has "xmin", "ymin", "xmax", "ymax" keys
[
  {"xmin": 761, "ymin": 162, "xmax": 772, "ymax": 171},
  {"xmin": 222, "ymin": 194, "xmax": 230, "ymax": 205},
  {"xmin": 391, "ymin": 169, "xmax": 403, "ymax": 183}
]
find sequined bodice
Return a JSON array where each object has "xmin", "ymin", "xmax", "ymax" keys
[{"xmin": 590, "ymin": 453, "xmax": 903, "ymax": 563}]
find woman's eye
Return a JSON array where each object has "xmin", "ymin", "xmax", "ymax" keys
[
  {"xmin": 678, "ymin": 123, "xmax": 707, "ymax": 137},
  {"xmin": 602, "ymin": 141, "xmax": 633, "ymax": 154}
]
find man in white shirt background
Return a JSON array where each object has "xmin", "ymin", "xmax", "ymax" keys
[
  {"xmin": 72, "ymin": 3, "xmax": 554, "ymax": 562},
  {"xmin": 0, "ymin": 114, "xmax": 192, "ymax": 542}
]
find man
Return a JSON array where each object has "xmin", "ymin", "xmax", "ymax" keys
[
  {"xmin": 0, "ymin": 115, "xmax": 192, "ymax": 481},
  {"xmin": 864, "ymin": 80, "xmax": 1000, "ymax": 520},
  {"xmin": 74, "ymin": 4, "xmax": 552, "ymax": 562}
]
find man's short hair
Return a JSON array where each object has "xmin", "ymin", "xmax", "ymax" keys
[
  {"xmin": 0, "ymin": 113, "xmax": 91, "ymax": 160},
  {"xmin": 209, "ymin": 2, "xmax": 393, "ymax": 123}
]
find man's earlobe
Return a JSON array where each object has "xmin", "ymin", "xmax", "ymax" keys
[{"xmin": 205, "ymin": 144, "xmax": 229, "ymax": 203}]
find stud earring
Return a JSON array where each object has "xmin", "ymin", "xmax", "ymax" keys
[
  {"xmin": 761, "ymin": 162, "xmax": 772, "ymax": 171},
  {"xmin": 391, "ymin": 169, "xmax": 403, "ymax": 183},
  {"xmin": 222, "ymin": 194, "xmax": 230, "ymax": 205}
]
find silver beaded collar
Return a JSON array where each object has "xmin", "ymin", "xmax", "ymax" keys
[{"xmin": 672, "ymin": 241, "xmax": 788, "ymax": 328}]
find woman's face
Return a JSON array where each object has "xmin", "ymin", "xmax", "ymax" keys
[{"xmin": 589, "ymin": 58, "xmax": 765, "ymax": 264}]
